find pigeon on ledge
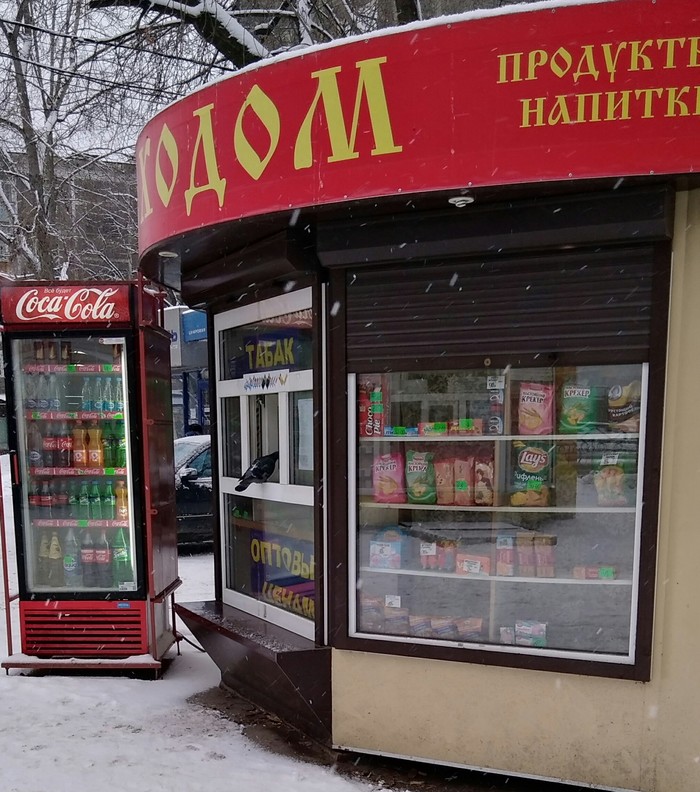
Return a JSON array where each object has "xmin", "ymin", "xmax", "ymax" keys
[{"xmin": 235, "ymin": 451, "xmax": 280, "ymax": 491}]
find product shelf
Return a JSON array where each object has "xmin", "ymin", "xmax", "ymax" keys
[{"xmin": 359, "ymin": 566, "xmax": 633, "ymax": 585}]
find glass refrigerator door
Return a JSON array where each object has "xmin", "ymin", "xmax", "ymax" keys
[{"xmin": 13, "ymin": 336, "xmax": 138, "ymax": 595}]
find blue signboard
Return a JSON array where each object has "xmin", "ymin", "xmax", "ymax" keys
[{"xmin": 182, "ymin": 310, "xmax": 207, "ymax": 343}]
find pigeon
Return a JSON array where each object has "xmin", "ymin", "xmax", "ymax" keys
[{"xmin": 235, "ymin": 451, "xmax": 279, "ymax": 491}]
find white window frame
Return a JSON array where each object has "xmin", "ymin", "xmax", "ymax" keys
[{"xmin": 214, "ymin": 288, "xmax": 315, "ymax": 638}]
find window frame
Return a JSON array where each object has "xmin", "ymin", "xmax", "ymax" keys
[{"xmin": 214, "ymin": 288, "xmax": 316, "ymax": 638}]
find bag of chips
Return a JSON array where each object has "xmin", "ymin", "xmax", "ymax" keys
[
  {"xmin": 518, "ymin": 382, "xmax": 554, "ymax": 435},
  {"xmin": 559, "ymin": 383, "xmax": 600, "ymax": 434},
  {"xmin": 406, "ymin": 449, "xmax": 437, "ymax": 504},
  {"xmin": 373, "ymin": 451, "xmax": 405, "ymax": 503}
]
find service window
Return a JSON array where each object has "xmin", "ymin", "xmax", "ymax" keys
[
  {"xmin": 215, "ymin": 288, "xmax": 315, "ymax": 639},
  {"xmin": 350, "ymin": 364, "xmax": 646, "ymax": 662}
]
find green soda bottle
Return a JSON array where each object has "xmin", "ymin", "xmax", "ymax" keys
[
  {"xmin": 88, "ymin": 480, "xmax": 102, "ymax": 520},
  {"xmin": 112, "ymin": 527, "xmax": 133, "ymax": 586},
  {"xmin": 102, "ymin": 480, "xmax": 116, "ymax": 521},
  {"xmin": 78, "ymin": 481, "xmax": 90, "ymax": 520},
  {"xmin": 114, "ymin": 421, "xmax": 127, "ymax": 468}
]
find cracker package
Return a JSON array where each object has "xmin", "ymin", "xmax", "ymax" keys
[
  {"xmin": 474, "ymin": 452, "xmax": 494, "ymax": 506},
  {"xmin": 454, "ymin": 455, "xmax": 475, "ymax": 506},
  {"xmin": 559, "ymin": 383, "xmax": 600, "ymax": 433},
  {"xmin": 518, "ymin": 382, "xmax": 554, "ymax": 435},
  {"xmin": 510, "ymin": 441, "xmax": 552, "ymax": 507},
  {"xmin": 593, "ymin": 450, "xmax": 636, "ymax": 506},
  {"xmin": 373, "ymin": 451, "xmax": 405, "ymax": 503},
  {"xmin": 607, "ymin": 380, "xmax": 641, "ymax": 433},
  {"xmin": 406, "ymin": 450, "xmax": 437, "ymax": 504},
  {"xmin": 434, "ymin": 458, "xmax": 455, "ymax": 505}
]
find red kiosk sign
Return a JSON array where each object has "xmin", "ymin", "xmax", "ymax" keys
[
  {"xmin": 1, "ymin": 285, "xmax": 132, "ymax": 326},
  {"xmin": 136, "ymin": 0, "xmax": 700, "ymax": 254}
]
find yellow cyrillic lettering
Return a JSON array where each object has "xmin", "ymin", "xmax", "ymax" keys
[
  {"xmin": 246, "ymin": 344, "xmax": 255, "ymax": 369},
  {"xmin": 601, "ymin": 42, "xmax": 628, "ymax": 83},
  {"xmin": 302, "ymin": 597, "xmax": 315, "ymax": 618},
  {"xmin": 137, "ymin": 138, "xmax": 153, "ymax": 222},
  {"xmin": 234, "ymin": 85, "xmax": 280, "ymax": 180},
  {"xmin": 497, "ymin": 52, "xmax": 523, "ymax": 83},
  {"xmin": 283, "ymin": 337, "xmax": 294, "ymax": 364},
  {"xmin": 689, "ymin": 37, "xmax": 700, "ymax": 67},
  {"xmin": 629, "ymin": 40, "xmax": 653, "ymax": 71},
  {"xmin": 527, "ymin": 49, "xmax": 548, "ymax": 80},
  {"xmin": 548, "ymin": 95, "xmax": 573, "ymax": 125},
  {"xmin": 520, "ymin": 97, "xmax": 546, "ymax": 127},
  {"xmin": 294, "ymin": 57, "xmax": 402, "ymax": 170},
  {"xmin": 309, "ymin": 557, "xmax": 315, "ymax": 580},
  {"xmin": 665, "ymin": 86, "xmax": 690, "ymax": 117},
  {"xmin": 634, "ymin": 87, "xmax": 663, "ymax": 118},
  {"xmin": 605, "ymin": 90, "xmax": 632, "ymax": 120},
  {"xmin": 300, "ymin": 560, "xmax": 310, "ymax": 579},
  {"xmin": 656, "ymin": 38, "xmax": 686, "ymax": 68},
  {"xmin": 250, "ymin": 538, "xmax": 260, "ymax": 562},
  {"xmin": 291, "ymin": 551, "xmax": 302, "ymax": 576},
  {"xmin": 281, "ymin": 546, "xmax": 292, "ymax": 571},
  {"xmin": 263, "ymin": 344, "xmax": 274, "ymax": 368},
  {"xmin": 259, "ymin": 541, "xmax": 272, "ymax": 565},
  {"xmin": 550, "ymin": 47, "xmax": 573, "ymax": 78},
  {"xmin": 273, "ymin": 340, "xmax": 285, "ymax": 367},
  {"xmin": 154, "ymin": 123, "xmax": 178, "ymax": 208},
  {"xmin": 576, "ymin": 93, "xmax": 602, "ymax": 122},
  {"xmin": 573, "ymin": 46, "xmax": 600, "ymax": 81},
  {"xmin": 271, "ymin": 542, "xmax": 282, "ymax": 566},
  {"xmin": 184, "ymin": 104, "xmax": 226, "ymax": 216}
]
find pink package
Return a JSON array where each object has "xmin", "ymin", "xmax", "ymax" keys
[
  {"xmin": 373, "ymin": 451, "xmax": 405, "ymax": 503},
  {"xmin": 518, "ymin": 382, "xmax": 554, "ymax": 435}
]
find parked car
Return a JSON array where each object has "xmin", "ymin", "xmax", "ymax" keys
[{"xmin": 174, "ymin": 434, "xmax": 213, "ymax": 547}]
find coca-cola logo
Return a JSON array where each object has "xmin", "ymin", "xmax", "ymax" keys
[{"xmin": 12, "ymin": 287, "xmax": 123, "ymax": 322}]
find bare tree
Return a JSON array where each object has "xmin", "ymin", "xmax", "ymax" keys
[
  {"xmin": 87, "ymin": 1, "xmax": 544, "ymax": 71},
  {"xmin": 0, "ymin": 0, "xmax": 229, "ymax": 280}
]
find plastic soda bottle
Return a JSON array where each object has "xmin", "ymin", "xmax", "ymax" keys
[
  {"xmin": 63, "ymin": 528, "xmax": 81, "ymax": 587},
  {"xmin": 36, "ymin": 374, "xmax": 50, "ymax": 411},
  {"xmin": 47, "ymin": 532, "xmax": 64, "ymax": 587},
  {"xmin": 101, "ymin": 422, "xmax": 113, "ymax": 468},
  {"xmin": 80, "ymin": 530, "xmax": 97, "ymax": 587},
  {"xmin": 95, "ymin": 530, "xmax": 112, "ymax": 588},
  {"xmin": 37, "ymin": 531, "xmax": 50, "ymax": 585},
  {"xmin": 72, "ymin": 422, "xmax": 89, "ymax": 467},
  {"xmin": 88, "ymin": 480, "xmax": 102, "ymax": 520},
  {"xmin": 48, "ymin": 373, "xmax": 60, "ymax": 411},
  {"xmin": 114, "ymin": 421, "xmax": 127, "ymax": 468},
  {"xmin": 25, "ymin": 374, "xmax": 37, "ymax": 410},
  {"xmin": 67, "ymin": 480, "xmax": 79, "ymax": 517},
  {"xmin": 102, "ymin": 480, "xmax": 116, "ymax": 520},
  {"xmin": 78, "ymin": 481, "xmax": 90, "ymax": 520},
  {"xmin": 80, "ymin": 378, "xmax": 93, "ymax": 412},
  {"xmin": 92, "ymin": 377, "xmax": 104, "ymax": 413},
  {"xmin": 103, "ymin": 378, "xmax": 115, "ymax": 412},
  {"xmin": 87, "ymin": 422, "xmax": 103, "ymax": 467},
  {"xmin": 114, "ymin": 480, "xmax": 128, "ymax": 521},
  {"xmin": 112, "ymin": 527, "xmax": 133, "ymax": 587}
]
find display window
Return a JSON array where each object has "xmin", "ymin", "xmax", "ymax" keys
[
  {"xmin": 215, "ymin": 288, "xmax": 316, "ymax": 638},
  {"xmin": 350, "ymin": 363, "xmax": 647, "ymax": 663}
]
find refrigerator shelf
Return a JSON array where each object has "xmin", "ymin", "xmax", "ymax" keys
[
  {"xmin": 23, "ymin": 364, "xmax": 122, "ymax": 374},
  {"xmin": 32, "ymin": 518, "xmax": 130, "ymax": 529},
  {"xmin": 30, "ymin": 466, "xmax": 128, "ymax": 477},
  {"xmin": 26, "ymin": 411, "xmax": 124, "ymax": 421}
]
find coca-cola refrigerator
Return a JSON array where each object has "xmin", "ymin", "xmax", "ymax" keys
[{"xmin": 0, "ymin": 280, "xmax": 180, "ymax": 674}]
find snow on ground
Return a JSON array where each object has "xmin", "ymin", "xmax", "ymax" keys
[{"xmin": 0, "ymin": 456, "xmax": 370, "ymax": 792}]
